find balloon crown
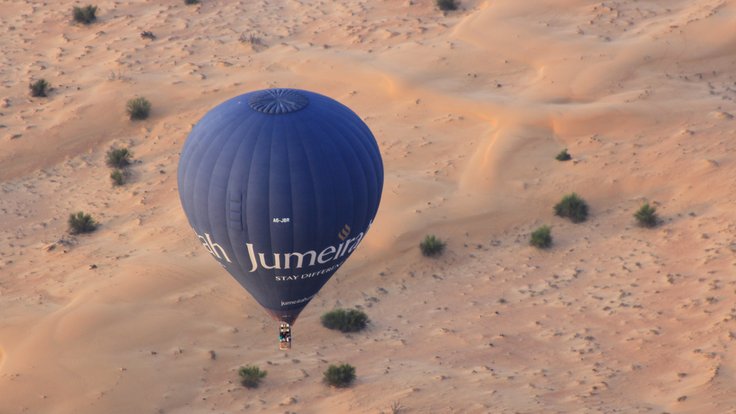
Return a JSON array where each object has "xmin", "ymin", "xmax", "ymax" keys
[{"xmin": 248, "ymin": 88, "xmax": 309, "ymax": 114}]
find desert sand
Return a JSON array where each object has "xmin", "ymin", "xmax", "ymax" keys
[{"xmin": 2, "ymin": 0, "xmax": 736, "ymax": 412}]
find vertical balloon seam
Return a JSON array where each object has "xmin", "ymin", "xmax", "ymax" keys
[
  {"xmin": 269, "ymin": 117, "xmax": 294, "ymax": 254},
  {"xmin": 190, "ymin": 110, "xmax": 244, "ymax": 244},
  {"xmin": 178, "ymin": 110, "xmax": 216, "ymax": 187},
  {"xmin": 315, "ymin": 95, "xmax": 362, "ymax": 240},
  {"xmin": 205, "ymin": 113, "xmax": 255, "ymax": 275},
  {"xmin": 324, "ymin": 108, "xmax": 374, "ymax": 230},
  {"xmin": 320, "ymin": 105, "xmax": 374, "ymax": 229},
  {"xmin": 278, "ymin": 118, "xmax": 298, "ymax": 315},
  {"xmin": 348, "ymin": 119, "xmax": 378, "ymax": 237},
  {"xmin": 355, "ymin": 118, "xmax": 382, "ymax": 225},
  {"xmin": 187, "ymin": 107, "xmax": 247, "ymax": 237},
  {"xmin": 222, "ymin": 108, "xmax": 267, "ymax": 293},
  {"xmin": 308, "ymin": 94, "xmax": 380, "ymax": 265},
  {"xmin": 337, "ymin": 103, "xmax": 383, "ymax": 213},
  {"xmin": 323, "ymin": 103, "xmax": 381, "ymax": 223},
  {"xmin": 286, "ymin": 113, "xmax": 332, "ymax": 307},
  {"xmin": 300, "ymin": 105, "xmax": 353, "ymax": 308},
  {"xmin": 309, "ymin": 112, "xmax": 347, "ymax": 250},
  {"xmin": 254, "ymin": 113, "xmax": 278, "ymax": 314},
  {"xmin": 348, "ymin": 109, "xmax": 384, "ymax": 209},
  {"xmin": 312, "ymin": 111, "xmax": 362, "ymax": 240},
  {"xmin": 219, "ymin": 106, "xmax": 259, "ymax": 233},
  {"xmin": 282, "ymin": 115, "xmax": 310, "ymax": 307},
  {"xmin": 218, "ymin": 128, "xmax": 247, "ymax": 280},
  {"xmin": 299, "ymin": 115, "xmax": 334, "ymax": 250},
  {"xmin": 206, "ymin": 139, "xmax": 236, "ymax": 252},
  {"xmin": 263, "ymin": 116, "xmax": 286, "ymax": 314},
  {"xmin": 182, "ymin": 107, "xmax": 231, "ymax": 167},
  {"xmin": 284, "ymin": 114, "xmax": 337, "ymax": 309},
  {"xmin": 266, "ymin": 117, "xmax": 293, "ymax": 313},
  {"xmin": 239, "ymin": 113, "xmax": 279, "ymax": 310},
  {"xmin": 178, "ymin": 120, "xmax": 203, "ymax": 241},
  {"xmin": 180, "ymin": 122, "xmax": 214, "ymax": 231},
  {"xmin": 286, "ymin": 113, "xmax": 322, "ymax": 314},
  {"xmin": 245, "ymin": 115, "xmax": 277, "ymax": 310},
  {"xmin": 287, "ymin": 114, "xmax": 315, "ymax": 258},
  {"xmin": 305, "ymin": 110, "xmax": 360, "ymax": 295},
  {"xmin": 217, "ymin": 108, "xmax": 266, "ymax": 307}
]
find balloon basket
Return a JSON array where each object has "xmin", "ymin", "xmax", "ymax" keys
[{"xmin": 279, "ymin": 322, "xmax": 292, "ymax": 350}]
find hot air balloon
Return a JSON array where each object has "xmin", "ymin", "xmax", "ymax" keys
[{"xmin": 177, "ymin": 88, "xmax": 383, "ymax": 349}]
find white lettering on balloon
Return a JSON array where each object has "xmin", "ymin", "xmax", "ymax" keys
[{"xmin": 194, "ymin": 221, "xmax": 371, "ymax": 272}]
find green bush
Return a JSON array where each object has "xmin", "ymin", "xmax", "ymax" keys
[
  {"xmin": 29, "ymin": 79, "xmax": 50, "ymax": 97},
  {"xmin": 554, "ymin": 193, "xmax": 589, "ymax": 223},
  {"xmin": 420, "ymin": 234, "xmax": 445, "ymax": 257},
  {"xmin": 110, "ymin": 169, "xmax": 126, "ymax": 186},
  {"xmin": 184, "ymin": 0, "xmax": 199, "ymax": 4},
  {"xmin": 106, "ymin": 147, "xmax": 132, "ymax": 169},
  {"xmin": 555, "ymin": 148, "xmax": 571, "ymax": 161},
  {"xmin": 238, "ymin": 365, "xmax": 267, "ymax": 388},
  {"xmin": 321, "ymin": 309, "xmax": 369, "ymax": 333},
  {"xmin": 126, "ymin": 97, "xmax": 151, "ymax": 120},
  {"xmin": 634, "ymin": 203, "xmax": 659, "ymax": 228},
  {"xmin": 68, "ymin": 211, "xmax": 97, "ymax": 234},
  {"xmin": 436, "ymin": 0, "xmax": 459, "ymax": 11},
  {"xmin": 73, "ymin": 5, "xmax": 97, "ymax": 24},
  {"xmin": 323, "ymin": 364, "xmax": 355, "ymax": 388},
  {"xmin": 530, "ymin": 225, "xmax": 552, "ymax": 248}
]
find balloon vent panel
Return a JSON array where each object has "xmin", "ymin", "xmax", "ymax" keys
[{"xmin": 249, "ymin": 89, "xmax": 309, "ymax": 114}]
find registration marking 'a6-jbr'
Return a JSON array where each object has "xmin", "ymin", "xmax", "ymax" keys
[{"xmin": 273, "ymin": 218, "xmax": 291, "ymax": 223}]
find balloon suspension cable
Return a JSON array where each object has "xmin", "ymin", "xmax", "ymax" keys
[{"xmin": 279, "ymin": 322, "xmax": 292, "ymax": 350}]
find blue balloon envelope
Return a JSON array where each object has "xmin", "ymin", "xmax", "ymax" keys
[{"xmin": 177, "ymin": 88, "xmax": 383, "ymax": 324}]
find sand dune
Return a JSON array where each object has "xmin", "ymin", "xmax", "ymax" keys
[{"xmin": 2, "ymin": 0, "xmax": 736, "ymax": 412}]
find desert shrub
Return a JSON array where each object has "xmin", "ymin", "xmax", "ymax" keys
[
  {"xmin": 323, "ymin": 364, "xmax": 355, "ymax": 388},
  {"xmin": 184, "ymin": 0, "xmax": 199, "ymax": 4},
  {"xmin": 238, "ymin": 365, "xmax": 267, "ymax": 388},
  {"xmin": 321, "ymin": 308, "xmax": 369, "ymax": 333},
  {"xmin": 556, "ymin": 148, "xmax": 571, "ymax": 161},
  {"xmin": 68, "ymin": 211, "xmax": 97, "ymax": 234},
  {"xmin": 420, "ymin": 234, "xmax": 445, "ymax": 257},
  {"xmin": 239, "ymin": 32, "xmax": 263, "ymax": 46},
  {"xmin": 554, "ymin": 193, "xmax": 589, "ymax": 223},
  {"xmin": 634, "ymin": 203, "xmax": 659, "ymax": 228},
  {"xmin": 106, "ymin": 147, "xmax": 132, "ymax": 169},
  {"xmin": 389, "ymin": 401, "xmax": 404, "ymax": 414},
  {"xmin": 29, "ymin": 79, "xmax": 50, "ymax": 97},
  {"xmin": 437, "ymin": 0, "xmax": 459, "ymax": 11},
  {"xmin": 530, "ymin": 225, "xmax": 552, "ymax": 248},
  {"xmin": 73, "ymin": 5, "xmax": 97, "ymax": 24},
  {"xmin": 126, "ymin": 97, "xmax": 151, "ymax": 120},
  {"xmin": 110, "ymin": 169, "xmax": 126, "ymax": 186}
]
